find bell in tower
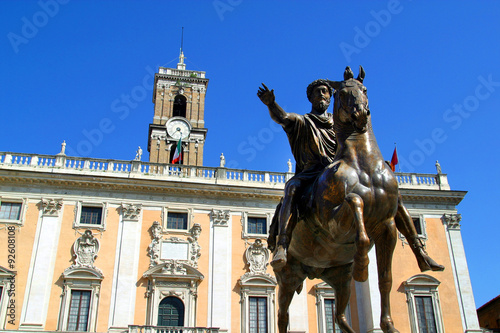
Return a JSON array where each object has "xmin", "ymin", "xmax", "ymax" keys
[{"xmin": 147, "ymin": 50, "xmax": 209, "ymax": 166}]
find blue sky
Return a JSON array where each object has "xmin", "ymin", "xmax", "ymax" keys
[{"xmin": 1, "ymin": 1, "xmax": 499, "ymax": 308}]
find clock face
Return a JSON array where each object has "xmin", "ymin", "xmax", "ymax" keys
[{"xmin": 166, "ymin": 118, "xmax": 191, "ymax": 140}]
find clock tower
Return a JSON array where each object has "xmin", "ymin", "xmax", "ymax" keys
[{"xmin": 148, "ymin": 51, "xmax": 208, "ymax": 166}]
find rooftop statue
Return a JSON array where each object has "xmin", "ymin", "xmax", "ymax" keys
[{"xmin": 258, "ymin": 66, "xmax": 443, "ymax": 333}]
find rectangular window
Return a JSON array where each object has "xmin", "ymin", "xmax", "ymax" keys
[
  {"xmin": 80, "ymin": 207, "xmax": 103, "ymax": 225},
  {"xmin": 412, "ymin": 217, "xmax": 423, "ymax": 236},
  {"xmin": 167, "ymin": 212, "xmax": 188, "ymax": 230},
  {"xmin": 415, "ymin": 296, "xmax": 437, "ymax": 333},
  {"xmin": 0, "ymin": 202, "xmax": 22, "ymax": 220},
  {"xmin": 67, "ymin": 290, "xmax": 91, "ymax": 331},
  {"xmin": 324, "ymin": 299, "xmax": 342, "ymax": 333},
  {"xmin": 249, "ymin": 297, "xmax": 267, "ymax": 333},
  {"xmin": 247, "ymin": 217, "xmax": 267, "ymax": 235}
]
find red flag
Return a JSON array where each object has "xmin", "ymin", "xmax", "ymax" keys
[{"xmin": 390, "ymin": 147, "xmax": 398, "ymax": 172}]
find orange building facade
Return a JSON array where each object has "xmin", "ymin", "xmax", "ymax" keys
[{"xmin": 0, "ymin": 57, "xmax": 483, "ymax": 333}]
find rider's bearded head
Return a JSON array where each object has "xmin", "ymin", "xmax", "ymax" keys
[{"xmin": 307, "ymin": 79, "xmax": 333, "ymax": 112}]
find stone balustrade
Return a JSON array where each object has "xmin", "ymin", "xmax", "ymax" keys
[
  {"xmin": 128, "ymin": 326, "xmax": 219, "ymax": 333},
  {"xmin": 159, "ymin": 67, "xmax": 206, "ymax": 79},
  {"xmin": 0, "ymin": 152, "xmax": 450, "ymax": 190}
]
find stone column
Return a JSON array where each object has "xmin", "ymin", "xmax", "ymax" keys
[
  {"xmin": 355, "ymin": 248, "xmax": 383, "ymax": 333},
  {"xmin": 108, "ymin": 204, "xmax": 143, "ymax": 332},
  {"xmin": 19, "ymin": 199, "xmax": 63, "ymax": 331},
  {"xmin": 442, "ymin": 214, "xmax": 482, "ymax": 333},
  {"xmin": 288, "ymin": 280, "xmax": 308, "ymax": 332},
  {"xmin": 207, "ymin": 209, "xmax": 232, "ymax": 332}
]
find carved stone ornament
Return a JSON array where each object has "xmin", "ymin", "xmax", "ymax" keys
[
  {"xmin": 121, "ymin": 203, "xmax": 142, "ymax": 221},
  {"xmin": 67, "ymin": 229, "xmax": 102, "ymax": 274},
  {"xmin": 443, "ymin": 213, "xmax": 462, "ymax": 230},
  {"xmin": 161, "ymin": 260, "xmax": 187, "ymax": 275},
  {"xmin": 210, "ymin": 209, "xmax": 230, "ymax": 226},
  {"xmin": 148, "ymin": 221, "xmax": 162, "ymax": 268},
  {"xmin": 41, "ymin": 198, "xmax": 63, "ymax": 216},
  {"xmin": 242, "ymin": 239, "xmax": 272, "ymax": 280},
  {"xmin": 148, "ymin": 221, "xmax": 202, "ymax": 268},
  {"xmin": 188, "ymin": 223, "xmax": 202, "ymax": 265}
]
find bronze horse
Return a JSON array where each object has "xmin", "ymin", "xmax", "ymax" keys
[{"xmin": 274, "ymin": 67, "xmax": 401, "ymax": 333}]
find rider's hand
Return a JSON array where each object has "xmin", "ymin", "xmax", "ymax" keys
[{"xmin": 257, "ymin": 83, "xmax": 275, "ymax": 106}]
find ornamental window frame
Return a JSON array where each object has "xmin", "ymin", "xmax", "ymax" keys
[
  {"xmin": 239, "ymin": 275, "xmax": 277, "ymax": 333},
  {"xmin": 57, "ymin": 267, "xmax": 103, "ymax": 332},
  {"xmin": 314, "ymin": 282, "xmax": 351, "ymax": 333},
  {"xmin": 73, "ymin": 202, "xmax": 108, "ymax": 230},
  {"xmin": 411, "ymin": 214, "xmax": 428, "ymax": 239},
  {"xmin": 143, "ymin": 262, "xmax": 204, "ymax": 327},
  {"xmin": 241, "ymin": 211, "xmax": 272, "ymax": 238},
  {"xmin": 162, "ymin": 207, "xmax": 193, "ymax": 234},
  {"xmin": 404, "ymin": 274, "xmax": 444, "ymax": 333},
  {"xmin": 0, "ymin": 266, "xmax": 16, "ymax": 329},
  {"xmin": 0, "ymin": 197, "xmax": 28, "ymax": 226}
]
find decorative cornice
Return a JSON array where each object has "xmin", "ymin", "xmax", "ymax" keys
[
  {"xmin": 0, "ymin": 168, "xmax": 465, "ymax": 207},
  {"xmin": 442, "ymin": 213, "xmax": 462, "ymax": 230},
  {"xmin": 0, "ymin": 172, "xmax": 283, "ymax": 202},
  {"xmin": 41, "ymin": 198, "xmax": 63, "ymax": 216}
]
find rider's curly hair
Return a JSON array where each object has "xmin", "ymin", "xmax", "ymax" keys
[{"xmin": 306, "ymin": 79, "xmax": 333, "ymax": 103}]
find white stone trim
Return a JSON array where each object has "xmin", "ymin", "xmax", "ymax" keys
[
  {"xmin": 355, "ymin": 248, "xmax": 383, "ymax": 333},
  {"xmin": 73, "ymin": 201, "xmax": 108, "ymax": 230},
  {"xmin": 404, "ymin": 274, "xmax": 444, "ymax": 333},
  {"xmin": 442, "ymin": 214, "xmax": 482, "ymax": 332},
  {"xmin": 241, "ymin": 210, "xmax": 272, "ymax": 238},
  {"xmin": 107, "ymin": 209, "xmax": 143, "ymax": 331},
  {"xmin": 0, "ymin": 197, "xmax": 28, "ymax": 225},
  {"xmin": 19, "ymin": 202, "xmax": 63, "ymax": 330},
  {"xmin": 207, "ymin": 210, "xmax": 232, "ymax": 332},
  {"xmin": 0, "ymin": 266, "xmax": 16, "ymax": 329}
]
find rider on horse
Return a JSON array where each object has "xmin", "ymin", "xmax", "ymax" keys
[
  {"xmin": 258, "ymin": 79, "xmax": 337, "ymax": 270},
  {"xmin": 258, "ymin": 77, "xmax": 444, "ymax": 273}
]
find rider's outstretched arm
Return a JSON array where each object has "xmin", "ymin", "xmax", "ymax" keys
[{"xmin": 257, "ymin": 83, "xmax": 298, "ymax": 127}]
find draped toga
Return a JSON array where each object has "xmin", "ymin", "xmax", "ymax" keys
[{"xmin": 284, "ymin": 113, "xmax": 337, "ymax": 181}]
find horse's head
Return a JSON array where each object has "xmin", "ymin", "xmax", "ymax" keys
[{"xmin": 332, "ymin": 66, "xmax": 370, "ymax": 133}]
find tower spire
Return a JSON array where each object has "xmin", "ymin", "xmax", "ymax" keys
[{"xmin": 177, "ymin": 27, "xmax": 186, "ymax": 70}]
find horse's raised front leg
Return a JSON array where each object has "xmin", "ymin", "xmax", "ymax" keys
[
  {"xmin": 345, "ymin": 193, "xmax": 370, "ymax": 282},
  {"xmin": 274, "ymin": 255, "xmax": 307, "ymax": 333},
  {"xmin": 375, "ymin": 218, "xmax": 400, "ymax": 333},
  {"xmin": 321, "ymin": 263, "xmax": 356, "ymax": 333}
]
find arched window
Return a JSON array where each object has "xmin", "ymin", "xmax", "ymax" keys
[
  {"xmin": 404, "ymin": 274, "xmax": 444, "ymax": 333},
  {"xmin": 173, "ymin": 95, "xmax": 187, "ymax": 118},
  {"xmin": 158, "ymin": 296, "xmax": 185, "ymax": 327}
]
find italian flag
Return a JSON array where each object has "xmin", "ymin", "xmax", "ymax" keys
[{"xmin": 172, "ymin": 138, "xmax": 182, "ymax": 164}]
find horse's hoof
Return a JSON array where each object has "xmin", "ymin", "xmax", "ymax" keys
[
  {"xmin": 417, "ymin": 252, "xmax": 445, "ymax": 272},
  {"xmin": 271, "ymin": 246, "xmax": 287, "ymax": 272},
  {"xmin": 381, "ymin": 319, "xmax": 399, "ymax": 333}
]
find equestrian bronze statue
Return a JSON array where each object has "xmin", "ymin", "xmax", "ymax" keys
[{"xmin": 258, "ymin": 67, "xmax": 443, "ymax": 333}]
